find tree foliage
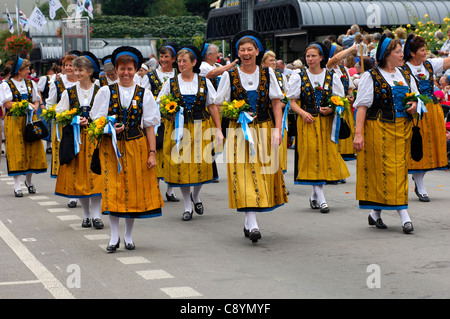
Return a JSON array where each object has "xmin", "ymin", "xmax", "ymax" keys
[{"xmin": 91, "ymin": 15, "xmax": 206, "ymax": 39}]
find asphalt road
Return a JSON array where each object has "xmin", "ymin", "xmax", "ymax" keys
[{"xmin": 1, "ymin": 148, "xmax": 449, "ymax": 301}]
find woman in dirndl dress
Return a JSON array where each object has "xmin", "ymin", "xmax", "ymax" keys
[
  {"xmin": 402, "ymin": 34, "xmax": 450, "ymax": 202},
  {"xmin": 1, "ymin": 57, "xmax": 47, "ymax": 197},
  {"xmin": 261, "ymin": 50, "xmax": 289, "ymax": 179},
  {"xmin": 55, "ymin": 52, "xmax": 104, "ymax": 229},
  {"xmin": 91, "ymin": 46, "xmax": 164, "ymax": 252},
  {"xmin": 158, "ymin": 44, "xmax": 223, "ymax": 221},
  {"xmin": 353, "ymin": 35, "xmax": 419, "ymax": 234},
  {"xmin": 148, "ymin": 42, "xmax": 180, "ymax": 203},
  {"xmin": 287, "ymin": 42, "xmax": 349, "ymax": 214},
  {"xmin": 215, "ymin": 30, "xmax": 288, "ymax": 243}
]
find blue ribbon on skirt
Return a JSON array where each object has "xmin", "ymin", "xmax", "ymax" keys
[
  {"xmin": 281, "ymin": 100, "xmax": 290, "ymax": 139},
  {"xmin": 104, "ymin": 115, "xmax": 122, "ymax": 173},
  {"xmin": 71, "ymin": 115, "xmax": 82, "ymax": 155},
  {"xmin": 238, "ymin": 111, "xmax": 255, "ymax": 156},
  {"xmin": 174, "ymin": 106, "xmax": 184, "ymax": 154},
  {"xmin": 331, "ymin": 106, "xmax": 344, "ymax": 144}
]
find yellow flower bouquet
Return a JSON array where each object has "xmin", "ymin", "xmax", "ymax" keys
[
  {"xmin": 86, "ymin": 116, "xmax": 107, "ymax": 143},
  {"xmin": 10, "ymin": 100, "xmax": 29, "ymax": 118},
  {"xmin": 221, "ymin": 99, "xmax": 253, "ymax": 120},
  {"xmin": 41, "ymin": 105, "xmax": 56, "ymax": 122},
  {"xmin": 55, "ymin": 107, "xmax": 81, "ymax": 127},
  {"xmin": 159, "ymin": 94, "xmax": 180, "ymax": 119},
  {"xmin": 327, "ymin": 95, "xmax": 351, "ymax": 116}
]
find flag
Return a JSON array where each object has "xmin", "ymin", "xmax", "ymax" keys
[
  {"xmin": 76, "ymin": 0, "xmax": 84, "ymax": 18},
  {"xmin": 83, "ymin": 0, "xmax": 94, "ymax": 19},
  {"xmin": 17, "ymin": 6, "xmax": 29, "ymax": 31},
  {"xmin": 5, "ymin": 6, "xmax": 14, "ymax": 34},
  {"xmin": 28, "ymin": 6, "xmax": 47, "ymax": 32},
  {"xmin": 49, "ymin": 0, "xmax": 63, "ymax": 20}
]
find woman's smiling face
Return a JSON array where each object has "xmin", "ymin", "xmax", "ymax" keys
[{"xmin": 238, "ymin": 42, "xmax": 259, "ymax": 67}]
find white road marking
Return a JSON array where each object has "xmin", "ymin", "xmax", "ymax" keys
[
  {"xmin": 160, "ymin": 286, "xmax": 203, "ymax": 298},
  {"xmin": 0, "ymin": 221, "xmax": 74, "ymax": 299}
]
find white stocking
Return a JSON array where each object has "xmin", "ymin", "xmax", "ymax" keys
[
  {"xmin": 313, "ymin": 185, "xmax": 326, "ymax": 205},
  {"xmin": 90, "ymin": 196, "xmax": 102, "ymax": 220},
  {"xmin": 180, "ymin": 186, "xmax": 192, "ymax": 212},
  {"xmin": 13, "ymin": 176, "xmax": 21, "ymax": 192},
  {"xmin": 397, "ymin": 209, "xmax": 411, "ymax": 225},
  {"xmin": 413, "ymin": 172, "xmax": 427, "ymax": 195},
  {"xmin": 124, "ymin": 218, "xmax": 135, "ymax": 244},
  {"xmin": 108, "ymin": 215, "xmax": 120, "ymax": 245},
  {"xmin": 78, "ymin": 197, "xmax": 91, "ymax": 219},
  {"xmin": 245, "ymin": 212, "xmax": 259, "ymax": 231}
]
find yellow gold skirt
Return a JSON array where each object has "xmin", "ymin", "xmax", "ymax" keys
[
  {"xmin": 338, "ymin": 110, "xmax": 356, "ymax": 160},
  {"xmin": 356, "ymin": 117, "xmax": 412, "ymax": 210},
  {"xmin": 51, "ymin": 121, "xmax": 63, "ymax": 178},
  {"xmin": 100, "ymin": 135, "xmax": 164, "ymax": 218},
  {"xmin": 294, "ymin": 115, "xmax": 350, "ymax": 184},
  {"xmin": 55, "ymin": 128, "xmax": 102, "ymax": 198},
  {"xmin": 408, "ymin": 102, "xmax": 447, "ymax": 173},
  {"xmin": 163, "ymin": 118, "xmax": 218, "ymax": 186},
  {"xmin": 226, "ymin": 119, "xmax": 288, "ymax": 212},
  {"xmin": 4, "ymin": 114, "xmax": 47, "ymax": 176}
]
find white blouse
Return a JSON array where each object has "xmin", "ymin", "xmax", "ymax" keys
[
  {"xmin": 353, "ymin": 67, "xmax": 419, "ymax": 109},
  {"xmin": 55, "ymin": 83, "xmax": 96, "ymax": 113},
  {"xmin": 286, "ymin": 68, "xmax": 345, "ymax": 100},
  {"xmin": 406, "ymin": 58, "xmax": 444, "ymax": 80},
  {"xmin": 1, "ymin": 78, "xmax": 41, "ymax": 103},
  {"xmin": 215, "ymin": 66, "xmax": 284, "ymax": 105},
  {"xmin": 46, "ymin": 74, "xmax": 78, "ymax": 106},
  {"xmin": 157, "ymin": 74, "xmax": 217, "ymax": 106},
  {"xmin": 90, "ymin": 84, "xmax": 160, "ymax": 128}
]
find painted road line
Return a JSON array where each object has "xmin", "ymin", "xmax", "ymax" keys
[
  {"xmin": 160, "ymin": 286, "xmax": 202, "ymax": 298},
  {"xmin": 0, "ymin": 221, "xmax": 74, "ymax": 299}
]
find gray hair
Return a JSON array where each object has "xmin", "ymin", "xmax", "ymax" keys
[
  {"xmin": 73, "ymin": 56, "xmax": 94, "ymax": 74},
  {"xmin": 206, "ymin": 44, "xmax": 219, "ymax": 55},
  {"xmin": 103, "ymin": 62, "xmax": 115, "ymax": 73}
]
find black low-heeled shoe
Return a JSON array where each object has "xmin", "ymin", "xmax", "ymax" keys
[
  {"xmin": 243, "ymin": 227, "xmax": 249, "ymax": 238},
  {"xmin": 182, "ymin": 210, "xmax": 193, "ymax": 221},
  {"xmin": 67, "ymin": 200, "xmax": 77, "ymax": 208},
  {"xmin": 81, "ymin": 218, "xmax": 92, "ymax": 228},
  {"xmin": 319, "ymin": 203, "xmax": 330, "ymax": 213},
  {"xmin": 309, "ymin": 198, "xmax": 320, "ymax": 209},
  {"xmin": 124, "ymin": 241, "xmax": 135, "ymax": 250},
  {"xmin": 414, "ymin": 184, "xmax": 430, "ymax": 202},
  {"xmin": 24, "ymin": 181, "xmax": 36, "ymax": 194},
  {"xmin": 190, "ymin": 193, "xmax": 204, "ymax": 215},
  {"xmin": 165, "ymin": 193, "xmax": 180, "ymax": 202},
  {"xmin": 402, "ymin": 221, "xmax": 414, "ymax": 234},
  {"xmin": 249, "ymin": 229, "xmax": 261, "ymax": 243},
  {"xmin": 92, "ymin": 218, "xmax": 104, "ymax": 229},
  {"xmin": 106, "ymin": 238, "xmax": 120, "ymax": 253},
  {"xmin": 368, "ymin": 215, "xmax": 387, "ymax": 229},
  {"xmin": 14, "ymin": 190, "xmax": 23, "ymax": 197}
]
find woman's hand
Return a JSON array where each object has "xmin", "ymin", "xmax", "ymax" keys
[
  {"xmin": 271, "ymin": 127, "xmax": 282, "ymax": 147},
  {"xmin": 147, "ymin": 152, "xmax": 156, "ymax": 169},
  {"xmin": 300, "ymin": 110, "xmax": 315, "ymax": 124},
  {"xmin": 405, "ymin": 101, "xmax": 417, "ymax": 114},
  {"xmin": 80, "ymin": 117, "xmax": 89, "ymax": 127},
  {"xmin": 353, "ymin": 133, "xmax": 365, "ymax": 152},
  {"xmin": 319, "ymin": 106, "xmax": 334, "ymax": 116},
  {"xmin": 215, "ymin": 128, "xmax": 224, "ymax": 147},
  {"xmin": 114, "ymin": 123, "xmax": 125, "ymax": 134}
]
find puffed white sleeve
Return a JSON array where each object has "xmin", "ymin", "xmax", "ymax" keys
[
  {"xmin": 205, "ymin": 78, "xmax": 217, "ymax": 106},
  {"xmin": 31, "ymin": 80, "xmax": 41, "ymax": 103},
  {"xmin": 37, "ymin": 76, "xmax": 47, "ymax": 92},
  {"xmin": 353, "ymin": 71, "xmax": 374, "ymax": 109},
  {"xmin": 268, "ymin": 67, "xmax": 284, "ymax": 100},
  {"xmin": 90, "ymin": 86, "xmax": 111, "ymax": 120},
  {"xmin": 142, "ymin": 89, "xmax": 160, "ymax": 128},
  {"xmin": 155, "ymin": 80, "xmax": 171, "ymax": 103},
  {"xmin": 286, "ymin": 72, "xmax": 302, "ymax": 99},
  {"xmin": 331, "ymin": 73, "xmax": 345, "ymax": 97},
  {"xmin": 45, "ymin": 82, "xmax": 58, "ymax": 106},
  {"xmin": 55, "ymin": 90, "xmax": 70, "ymax": 113},
  {"xmin": 214, "ymin": 70, "xmax": 231, "ymax": 104},
  {"xmin": 1, "ymin": 82, "xmax": 12, "ymax": 103}
]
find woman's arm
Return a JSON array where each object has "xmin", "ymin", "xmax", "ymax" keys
[
  {"xmin": 353, "ymin": 106, "xmax": 367, "ymax": 152},
  {"xmin": 145, "ymin": 126, "xmax": 156, "ymax": 169}
]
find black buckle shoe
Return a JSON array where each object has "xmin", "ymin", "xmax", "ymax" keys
[
  {"xmin": 182, "ymin": 210, "xmax": 193, "ymax": 221},
  {"xmin": 82, "ymin": 218, "xmax": 92, "ymax": 228},
  {"xmin": 319, "ymin": 203, "xmax": 330, "ymax": 213},
  {"xmin": 106, "ymin": 237, "xmax": 120, "ymax": 253},
  {"xmin": 414, "ymin": 184, "xmax": 430, "ymax": 202},
  {"xmin": 92, "ymin": 218, "xmax": 104, "ymax": 229},
  {"xmin": 402, "ymin": 221, "xmax": 414, "ymax": 234},
  {"xmin": 368, "ymin": 215, "xmax": 387, "ymax": 229},
  {"xmin": 68, "ymin": 200, "xmax": 77, "ymax": 208},
  {"xmin": 190, "ymin": 193, "xmax": 204, "ymax": 215},
  {"xmin": 14, "ymin": 190, "xmax": 23, "ymax": 197},
  {"xmin": 310, "ymin": 198, "xmax": 320, "ymax": 209},
  {"xmin": 165, "ymin": 193, "xmax": 180, "ymax": 202},
  {"xmin": 24, "ymin": 181, "xmax": 36, "ymax": 194},
  {"xmin": 249, "ymin": 229, "xmax": 262, "ymax": 243}
]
